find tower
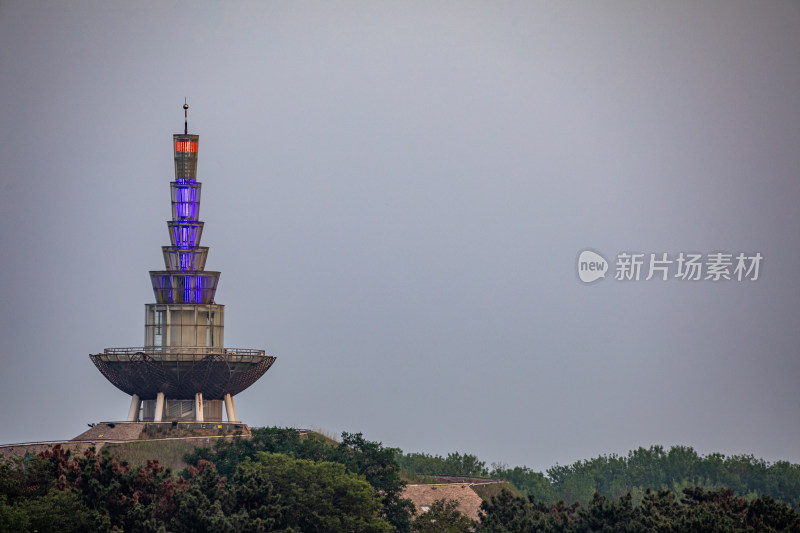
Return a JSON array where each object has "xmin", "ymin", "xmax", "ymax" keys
[{"xmin": 90, "ymin": 105, "xmax": 275, "ymax": 423}]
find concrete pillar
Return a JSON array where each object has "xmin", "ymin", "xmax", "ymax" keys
[
  {"xmin": 127, "ymin": 394, "xmax": 141, "ymax": 422},
  {"xmin": 194, "ymin": 393, "xmax": 204, "ymax": 422},
  {"xmin": 224, "ymin": 393, "xmax": 237, "ymax": 422},
  {"xmin": 154, "ymin": 392, "xmax": 165, "ymax": 422}
]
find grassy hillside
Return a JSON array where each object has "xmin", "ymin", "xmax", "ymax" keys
[
  {"xmin": 103, "ymin": 439, "xmax": 202, "ymax": 472},
  {"xmin": 102, "ymin": 428, "xmax": 336, "ymax": 472},
  {"xmin": 471, "ymin": 482, "xmax": 521, "ymax": 501}
]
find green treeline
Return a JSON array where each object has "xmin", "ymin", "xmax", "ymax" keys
[
  {"xmin": 398, "ymin": 445, "xmax": 800, "ymax": 509},
  {"xmin": 185, "ymin": 429, "xmax": 415, "ymax": 531},
  {"xmin": 0, "ymin": 429, "xmax": 411, "ymax": 532},
  {"xmin": 398, "ymin": 451, "xmax": 490, "ymax": 479},
  {"xmin": 0, "ymin": 451, "xmax": 389, "ymax": 532},
  {"xmin": 1, "ymin": 429, "xmax": 800, "ymax": 532},
  {"xmin": 477, "ymin": 487, "xmax": 800, "ymax": 532}
]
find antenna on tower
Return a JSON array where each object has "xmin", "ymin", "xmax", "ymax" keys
[{"xmin": 183, "ymin": 98, "xmax": 189, "ymax": 134}]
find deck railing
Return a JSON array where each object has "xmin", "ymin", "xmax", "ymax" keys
[{"xmin": 94, "ymin": 347, "xmax": 268, "ymax": 362}]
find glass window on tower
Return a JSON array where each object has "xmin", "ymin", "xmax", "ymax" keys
[
  {"xmin": 155, "ymin": 309, "xmax": 165, "ymax": 346},
  {"xmin": 206, "ymin": 311, "xmax": 214, "ymax": 346}
]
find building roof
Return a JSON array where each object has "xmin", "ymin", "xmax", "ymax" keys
[{"xmin": 402, "ymin": 483, "xmax": 486, "ymax": 521}]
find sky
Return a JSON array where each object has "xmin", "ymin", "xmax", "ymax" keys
[{"xmin": 0, "ymin": 1, "xmax": 798, "ymax": 473}]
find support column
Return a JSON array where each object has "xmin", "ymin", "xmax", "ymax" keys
[
  {"xmin": 127, "ymin": 394, "xmax": 141, "ymax": 422},
  {"xmin": 194, "ymin": 393, "xmax": 204, "ymax": 422},
  {"xmin": 224, "ymin": 393, "xmax": 237, "ymax": 422},
  {"xmin": 154, "ymin": 392, "xmax": 165, "ymax": 422}
]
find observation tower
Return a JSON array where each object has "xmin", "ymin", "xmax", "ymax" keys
[{"xmin": 90, "ymin": 104, "xmax": 275, "ymax": 423}]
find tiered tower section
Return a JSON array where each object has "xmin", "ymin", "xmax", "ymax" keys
[{"xmin": 90, "ymin": 108, "xmax": 275, "ymax": 422}]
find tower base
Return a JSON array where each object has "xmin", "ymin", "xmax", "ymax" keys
[{"xmin": 140, "ymin": 398, "xmax": 224, "ymax": 421}]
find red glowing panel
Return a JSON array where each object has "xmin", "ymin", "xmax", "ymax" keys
[{"xmin": 175, "ymin": 141, "xmax": 198, "ymax": 153}]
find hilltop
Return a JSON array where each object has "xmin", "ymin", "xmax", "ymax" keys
[
  {"xmin": 0, "ymin": 421, "xmax": 249, "ymax": 471},
  {"xmin": 2, "ymin": 425, "xmax": 800, "ymax": 532}
]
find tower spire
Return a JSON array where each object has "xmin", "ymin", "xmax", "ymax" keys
[{"xmin": 183, "ymin": 99, "xmax": 189, "ymax": 135}]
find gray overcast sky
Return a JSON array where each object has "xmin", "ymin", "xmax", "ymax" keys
[{"xmin": 1, "ymin": 1, "xmax": 799, "ymax": 472}]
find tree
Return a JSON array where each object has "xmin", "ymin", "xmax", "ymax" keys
[
  {"xmin": 578, "ymin": 492, "xmax": 638, "ymax": 533},
  {"xmin": 245, "ymin": 452, "xmax": 392, "ymax": 533},
  {"xmin": 637, "ymin": 489, "xmax": 681, "ymax": 532},
  {"xmin": 331, "ymin": 432, "xmax": 415, "ymax": 532},
  {"xmin": 490, "ymin": 465, "xmax": 556, "ymax": 503},
  {"xmin": 170, "ymin": 460, "xmax": 234, "ymax": 533},
  {"xmin": 476, "ymin": 489, "xmax": 581, "ymax": 533},
  {"xmin": 185, "ymin": 428, "xmax": 416, "ymax": 531},
  {"xmin": 14, "ymin": 489, "xmax": 96, "ymax": 533},
  {"xmin": 412, "ymin": 499, "xmax": 473, "ymax": 533},
  {"xmin": 398, "ymin": 451, "xmax": 488, "ymax": 479}
]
